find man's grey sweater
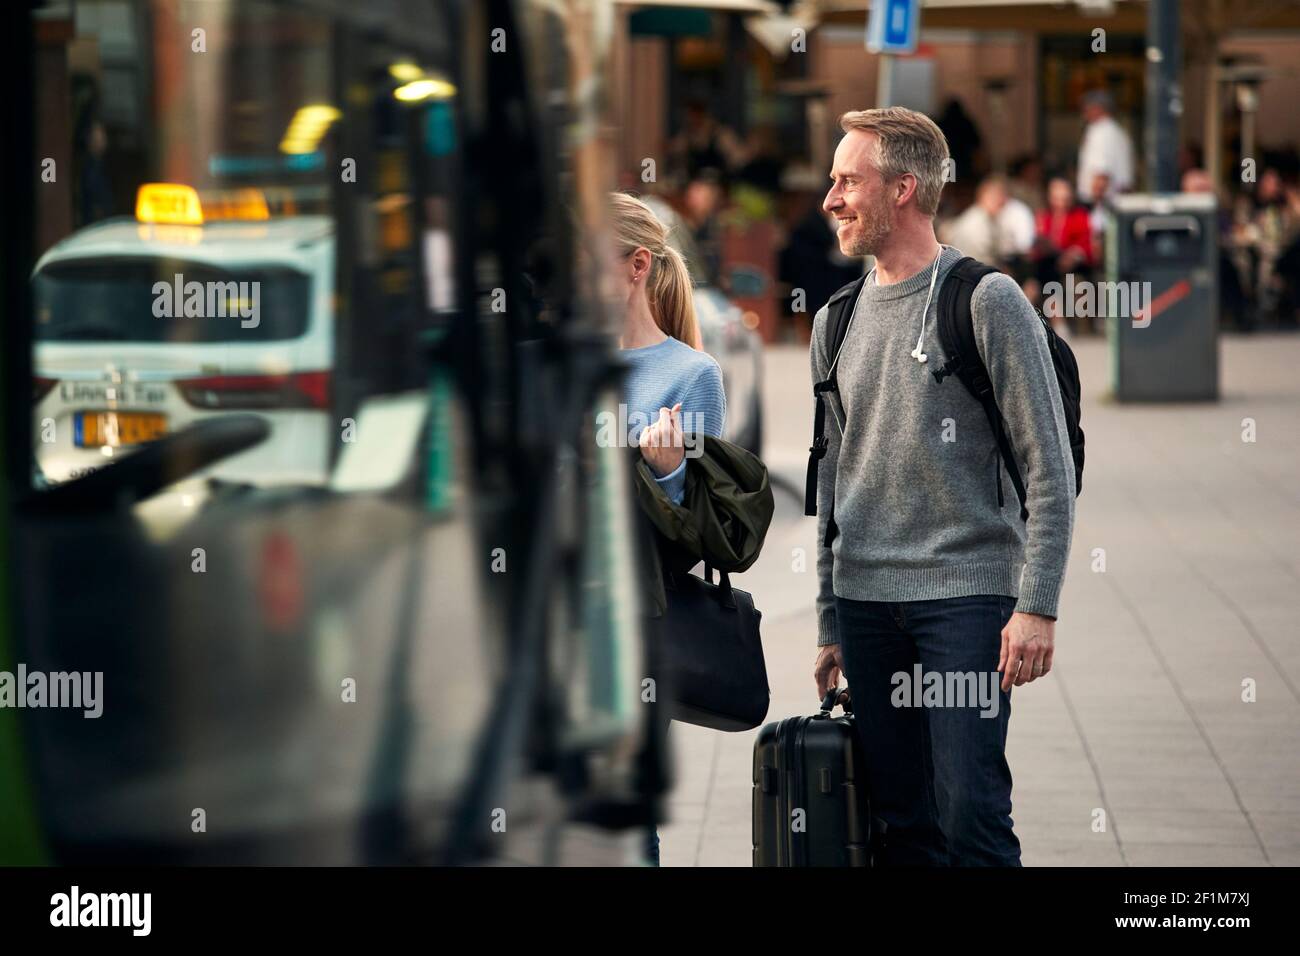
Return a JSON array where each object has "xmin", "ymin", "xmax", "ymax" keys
[{"xmin": 812, "ymin": 244, "xmax": 1075, "ymax": 647}]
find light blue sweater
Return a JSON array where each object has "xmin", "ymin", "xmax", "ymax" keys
[{"xmin": 621, "ymin": 336, "xmax": 727, "ymax": 503}]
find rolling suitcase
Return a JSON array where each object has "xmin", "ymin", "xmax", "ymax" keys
[{"xmin": 752, "ymin": 688, "xmax": 873, "ymax": 866}]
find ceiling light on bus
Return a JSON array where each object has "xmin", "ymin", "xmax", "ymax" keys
[
  {"xmin": 393, "ymin": 78, "xmax": 457, "ymax": 102},
  {"xmin": 280, "ymin": 104, "xmax": 342, "ymax": 155},
  {"xmin": 136, "ymin": 183, "xmax": 204, "ymax": 225},
  {"xmin": 388, "ymin": 61, "xmax": 425, "ymax": 82}
]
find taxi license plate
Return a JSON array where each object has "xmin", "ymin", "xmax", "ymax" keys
[{"xmin": 75, "ymin": 411, "xmax": 168, "ymax": 448}]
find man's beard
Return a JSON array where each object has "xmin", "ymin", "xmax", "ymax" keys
[{"xmin": 840, "ymin": 195, "xmax": 895, "ymax": 257}]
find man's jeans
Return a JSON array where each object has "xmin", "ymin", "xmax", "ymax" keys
[{"xmin": 834, "ymin": 593, "xmax": 1021, "ymax": 867}]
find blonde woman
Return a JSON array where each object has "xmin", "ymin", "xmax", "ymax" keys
[
  {"xmin": 609, "ymin": 191, "xmax": 726, "ymax": 506},
  {"xmin": 609, "ymin": 191, "xmax": 726, "ymax": 865}
]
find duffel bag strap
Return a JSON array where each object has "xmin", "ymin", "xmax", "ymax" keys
[{"xmin": 703, "ymin": 563, "xmax": 735, "ymax": 607}]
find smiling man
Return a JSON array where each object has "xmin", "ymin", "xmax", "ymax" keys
[{"xmin": 809, "ymin": 107, "xmax": 1076, "ymax": 866}]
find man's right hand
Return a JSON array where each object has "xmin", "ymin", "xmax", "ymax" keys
[{"xmin": 814, "ymin": 644, "xmax": 844, "ymax": 700}]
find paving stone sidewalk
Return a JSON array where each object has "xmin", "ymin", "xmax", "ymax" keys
[{"xmin": 661, "ymin": 333, "xmax": 1300, "ymax": 867}]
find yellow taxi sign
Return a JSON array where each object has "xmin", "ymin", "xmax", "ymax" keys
[{"xmin": 136, "ymin": 183, "xmax": 204, "ymax": 225}]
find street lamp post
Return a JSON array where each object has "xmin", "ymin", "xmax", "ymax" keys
[{"xmin": 1145, "ymin": 0, "xmax": 1182, "ymax": 192}]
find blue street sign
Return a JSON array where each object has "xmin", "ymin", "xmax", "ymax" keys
[{"xmin": 866, "ymin": 0, "xmax": 920, "ymax": 55}]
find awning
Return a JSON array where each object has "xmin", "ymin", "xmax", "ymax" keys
[
  {"xmin": 816, "ymin": 0, "xmax": 1130, "ymax": 8},
  {"xmin": 614, "ymin": 0, "xmax": 781, "ymax": 13}
]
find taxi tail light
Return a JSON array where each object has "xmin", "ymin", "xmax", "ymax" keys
[
  {"xmin": 177, "ymin": 371, "xmax": 330, "ymax": 410},
  {"xmin": 34, "ymin": 377, "xmax": 58, "ymax": 403}
]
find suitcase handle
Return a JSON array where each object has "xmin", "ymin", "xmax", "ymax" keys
[{"xmin": 820, "ymin": 686, "xmax": 851, "ymax": 714}]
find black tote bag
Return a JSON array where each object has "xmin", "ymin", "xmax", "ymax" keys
[{"xmin": 660, "ymin": 565, "xmax": 769, "ymax": 731}]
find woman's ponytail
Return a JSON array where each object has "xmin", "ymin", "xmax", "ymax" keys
[{"xmin": 650, "ymin": 244, "xmax": 701, "ymax": 350}]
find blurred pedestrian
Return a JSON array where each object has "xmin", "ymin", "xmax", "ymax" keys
[
  {"xmin": 1034, "ymin": 177, "xmax": 1095, "ymax": 335},
  {"xmin": 1076, "ymin": 90, "xmax": 1133, "ymax": 204},
  {"xmin": 998, "ymin": 188, "xmax": 1037, "ymax": 279},
  {"xmin": 937, "ymin": 97, "xmax": 983, "ymax": 185},
  {"xmin": 941, "ymin": 175, "xmax": 1019, "ymax": 268},
  {"xmin": 1241, "ymin": 168, "xmax": 1300, "ymax": 326},
  {"xmin": 1182, "ymin": 167, "xmax": 1251, "ymax": 331},
  {"xmin": 1086, "ymin": 171, "xmax": 1112, "ymax": 243},
  {"xmin": 780, "ymin": 200, "xmax": 862, "ymax": 341},
  {"xmin": 75, "ymin": 116, "xmax": 114, "ymax": 226},
  {"xmin": 1275, "ymin": 181, "xmax": 1300, "ymax": 328},
  {"xmin": 1008, "ymin": 154, "xmax": 1046, "ymax": 211},
  {"xmin": 1181, "ymin": 167, "xmax": 1213, "ymax": 195},
  {"xmin": 734, "ymin": 126, "xmax": 784, "ymax": 196},
  {"xmin": 680, "ymin": 172, "xmax": 725, "ymax": 288},
  {"xmin": 1036, "ymin": 177, "xmax": 1094, "ymax": 273},
  {"xmin": 669, "ymin": 98, "xmax": 744, "ymax": 185}
]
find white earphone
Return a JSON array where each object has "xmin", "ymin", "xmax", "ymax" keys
[
  {"xmin": 832, "ymin": 247, "xmax": 944, "ymax": 375},
  {"xmin": 912, "ymin": 247, "xmax": 943, "ymax": 365}
]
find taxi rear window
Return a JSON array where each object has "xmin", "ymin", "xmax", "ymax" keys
[{"xmin": 34, "ymin": 258, "xmax": 312, "ymax": 343}]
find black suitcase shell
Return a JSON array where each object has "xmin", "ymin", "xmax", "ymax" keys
[{"xmin": 752, "ymin": 689, "xmax": 872, "ymax": 866}]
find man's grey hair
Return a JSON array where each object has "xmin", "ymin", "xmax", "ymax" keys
[{"xmin": 839, "ymin": 107, "xmax": 950, "ymax": 217}]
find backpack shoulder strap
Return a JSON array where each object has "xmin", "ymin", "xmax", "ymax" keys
[
  {"xmin": 932, "ymin": 258, "xmax": 1031, "ymax": 521},
  {"xmin": 805, "ymin": 274, "xmax": 868, "ymax": 517},
  {"xmin": 822, "ymin": 274, "xmax": 869, "ymax": 384},
  {"xmin": 933, "ymin": 256, "xmax": 998, "ymax": 396}
]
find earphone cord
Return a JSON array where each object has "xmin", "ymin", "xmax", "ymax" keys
[{"xmin": 912, "ymin": 247, "xmax": 944, "ymax": 363}]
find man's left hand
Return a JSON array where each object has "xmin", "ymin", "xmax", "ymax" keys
[{"xmin": 997, "ymin": 611, "xmax": 1055, "ymax": 692}]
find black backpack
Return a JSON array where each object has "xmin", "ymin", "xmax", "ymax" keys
[{"xmin": 805, "ymin": 256, "xmax": 1084, "ymax": 528}]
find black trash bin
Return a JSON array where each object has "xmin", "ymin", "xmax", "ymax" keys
[{"xmin": 1106, "ymin": 193, "xmax": 1219, "ymax": 401}]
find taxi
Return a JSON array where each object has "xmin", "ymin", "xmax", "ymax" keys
[{"xmin": 32, "ymin": 183, "xmax": 336, "ymax": 488}]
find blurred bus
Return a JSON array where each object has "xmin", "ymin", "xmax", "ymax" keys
[{"xmin": 2, "ymin": 0, "xmax": 667, "ymax": 865}]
